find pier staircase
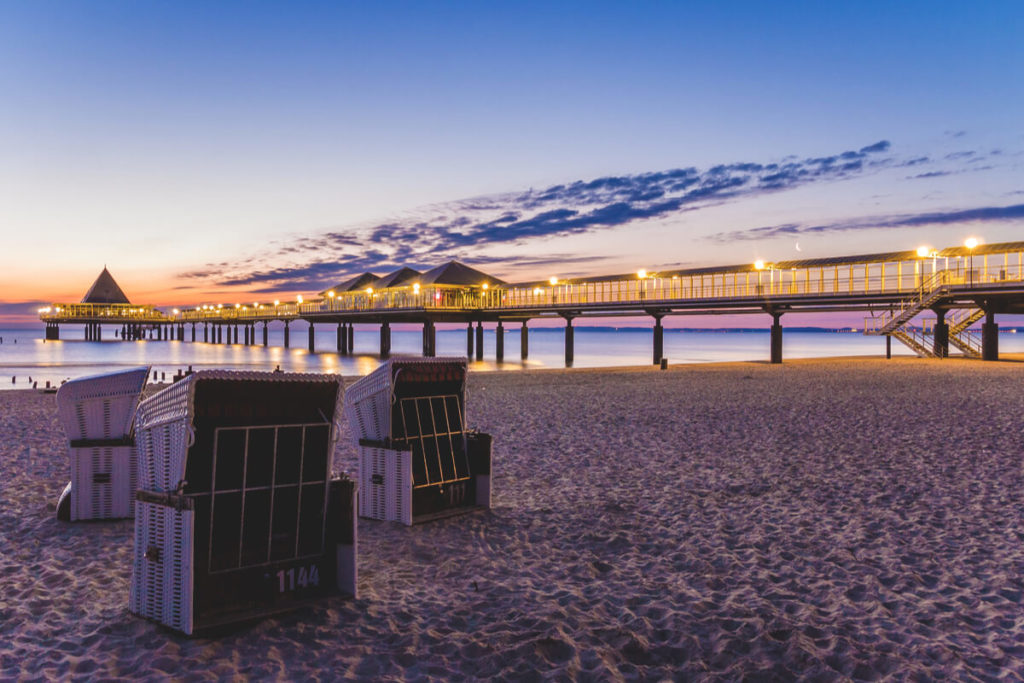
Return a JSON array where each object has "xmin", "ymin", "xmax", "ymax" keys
[{"xmin": 864, "ymin": 270, "xmax": 982, "ymax": 358}]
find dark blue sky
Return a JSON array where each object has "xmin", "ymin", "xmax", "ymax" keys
[{"xmin": 1, "ymin": 1, "xmax": 1021, "ymax": 305}]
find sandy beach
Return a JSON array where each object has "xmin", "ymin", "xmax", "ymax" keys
[{"xmin": 3, "ymin": 356, "xmax": 1024, "ymax": 680}]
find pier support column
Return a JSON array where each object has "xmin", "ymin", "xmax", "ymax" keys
[
  {"xmin": 932, "ymin": 309, "xmax": 948, "ymax": 358},
  {"xmin": 337, "ymin": 323, "xmax": 344, "ymax": 353},
  {"xmin": 380, "ymin": 322, "xmax": 391, "ymax": 358},
  {"xmin": 467, "ymin": 324, "xmax": 474, "ymax": 358},
  {"xmin": 521, "ymin": 322, "xmax": 529, "ymax": 360},
  {"xmin": 563, "ymin": 316, "xmax": 575, "ymax": 367},
  {"xmin": 982, "ymin": 309, "xmax": 999, "ymax": 361},
  {"xmin": 217, "ymin": 325, "xmax": 223, "ymax": 344},
  {"xmin": 190, "ymin": 323, "xmax": 196, "ymax": 342},
  {"xmin": 886, "ymin": 335, "xmax": 891, "ymax": 359},
  {"xmin": 45, "ymin": 323, "xmax": 59, "ymax": 340},
  {"xmin": 178, "ymin": 325, "xmax": 184, "ymax": 341},
  {"xmin": 308, "ymin": 323, "xmax": 316, "ymax": 352},
  {"xmin": 475, "ymin": 322, "xmax": 484, "ymax": 361},
  {"xmin": 283, "ymin": 322, "xmax": 290, "ymax": 348},
  {"xmin": 422, "ymin": 321, "xmax": 436, "ymax": 357},
  {"xmin": 495, "ymin": 321, "xmax": 504, "ymax": 362},
  {"xmin": 652, "ymin": 314, "xmax": 664, "ymax": 365},
  {"xmin": 348, "ymin": 324, "xmax": 354, "ymax": 352},
  {"xmin": 263, "ymin": 322, "xmax": 268, "ymax": 347},
  {"xmin": 770, "ymin": 313, "xmax": 783, "ymax": 364},
  {"xmin": 233, "ymin": 325, "xmax": 239, "ymax": 344},
  {"xmin": 340, "ymin": 323, "xmax": 349, "ymax": 354},
  {"xmin": 203, "ymin": 324, "xmax": 208, "ymax": 343}
]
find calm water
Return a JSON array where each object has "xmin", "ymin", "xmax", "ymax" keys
[{"xmin": 2, "ymin": 325, "xmax": 1021, "ymax": 389}]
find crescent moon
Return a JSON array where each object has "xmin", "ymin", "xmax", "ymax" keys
[{"xmin": 795, "ymin": 242, "xmax": 802, "ymax": 252}]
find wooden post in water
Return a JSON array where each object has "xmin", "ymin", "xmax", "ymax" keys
[
  {"xmin": 521, "ymin": 321, "xmax": 529, "ymax": 360},
  {"xmin": 263, "ymin": 322, "xmax": 269, "ymax": 347},
  {"xmin": 886, "ymin": 335, "xmax": 891, "ymax": 359},
  {"xmin": 348, "ymin": 323, "xmax": 354, "ymax": 352},
  {"xmin": 283, "ymin": 321, "xmax": 290, "ymax": 348},
  {"xmin": 495, "ymin": 321, "xmax": 504, "ymax": 362},
  {"xmin": 308, "ymin": 322, "xmax": 315, "ymax": 352},
  {"xmin": 475, "ymin": 321, "xmax": 484, "ymax": 361},
  {"xmin": 466, "ymin": 323, "xmax": 474, "ymax": 358},
  {"xmin": 337, "ymin": 323, "xmax": 344, "ymax": 353}
]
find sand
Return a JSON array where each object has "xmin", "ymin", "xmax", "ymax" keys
[{"xmin": 3, "ymin": 356, "xmax": 1024, "ymax": 680}]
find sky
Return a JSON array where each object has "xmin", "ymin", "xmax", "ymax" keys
[{"xmin": 1, "ymin": 0, "xmax": 1022, "ymax": 325}]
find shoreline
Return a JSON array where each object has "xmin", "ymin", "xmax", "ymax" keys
[{"xmin": 3, "ymin": 357, "xmax": 1024, "ymax": 678}]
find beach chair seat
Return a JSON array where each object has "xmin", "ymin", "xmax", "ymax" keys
[
  {"xmin": 129, "ymin": 370, "xmax": 356, "ymax": 636},
  {"xmin": 345, "ymin": 357, "xmax": 491, "ymax": 525},
  {"xmin": 55, "ymin": 366, "xmax": 149, "ymax": 521}
]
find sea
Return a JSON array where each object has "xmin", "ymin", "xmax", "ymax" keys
[{"xmin": 2, "ymin": 325, "xmax": 1022, "ymax": 390}]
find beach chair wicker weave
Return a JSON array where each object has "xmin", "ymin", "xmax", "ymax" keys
[
  {"xmin": 130, "ymin": 370, "xmax": 357, "ymax": 636},
  {"xmin": 345, "ymin": 357, "xmax": 491, "ymax": 525},
  {"xmin": 55, "ymin": 366, "xmax": 149, "ymax": 521}
]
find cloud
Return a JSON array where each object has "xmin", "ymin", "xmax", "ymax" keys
[
  {"xmin": 186, "ymin": 140, "xmax": 902, "ymax": 289},
  {"xmin": 708, "ymin": 203, "xmax": 1024, "ymax": 242}
]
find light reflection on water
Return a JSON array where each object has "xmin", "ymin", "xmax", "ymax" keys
[{"xmin": 2, "ymin": 325, "xmax": 1022, "ymax": 389}]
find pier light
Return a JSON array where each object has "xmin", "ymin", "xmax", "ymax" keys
[
  {"xmin": 482, "ymin": 283, "xmax": 489, "ymax": 290},
  {"xmin": 217, "ymin": 304, "xmax": 223, "ymax": 309},
  {"xmin": 637, "ymin": 269, "xmax": 647, "ymax": 279},
  {"xmin": 296, "ymin": 295, "xmax": 303, "ymax": 304},
  {"xmin": 549, "ymin": 276, "xmax": 558, "ymax": 286},
  {"xmin": 235, "ymin": 303, "xmax": 241, "ymax": 309},
  {"xmin": 274, "ymin": 300, "xmax": 280, "ymax": 306},
  {"xmin": 413, "ymin": 283, "xmax": 421, "ymax": 294},
  {"xmin": 754, "ymin": 260, "xmax": 765, "ymax": 271},
  {"xmin": 328, "ymin": 290, "xmax": 335, "ymax": 298},
  {"xmin": 965, "ymin": 237, "xmax": 980, "ymax": 287},
  {"xmin": 434, "ymin": 291, "xmax": 441, "ymax": 300},
  {"xmin": 916, "ymin": 246, "xmax": 930, "ymax": 258},
  {"xmin": 254, "ymin": 301, "xmax": 259, "ymax": 307},
  {"xmin": 365, "ymin": 287, "xmax": 373, "ymax": 295},
  {"xmin": 172, "ymin": 309, "xmax": 179, "ymax": 315}
]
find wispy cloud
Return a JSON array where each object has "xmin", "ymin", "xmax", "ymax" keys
[
  {"xmin": 708, "ymin": 203, "xmax": 1024, "ymax": 242},
  {"xmin": 185, "ymin": 141, "xmax": 900, "ymax": 290}
]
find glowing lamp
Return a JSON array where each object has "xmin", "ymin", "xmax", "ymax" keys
[
  {"xmin": 754, "ymin": 260, "xmax": 765, "ymax": 271},
  {"xmin": 549, "ymin": 277, "xmax": 558, "ymax": 286},
  {"xmin": 296, "ymin": 295, "xmax": 303, "ymax": 304},
  {"xmin": 916, "ymin": 246, "xmax": 930, "ymax": 258},
  {"xmin": 413, "ymin": 283, "xmax": 420, "ymax": 293},
  {"xmin": 965, "ymin": 237, "xmax": 978, "ymax": 250},
  {"xmin": 637, "ymin": 269, "xmax": 647, "ymax": 279}
]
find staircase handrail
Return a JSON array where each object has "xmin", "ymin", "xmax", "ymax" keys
[{"xmin": 864, "ymin": 270, "xmax": 951, "ymax": 334}]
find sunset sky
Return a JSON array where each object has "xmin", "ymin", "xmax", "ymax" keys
[{"xmin": 1, "ymin": 1, "xmax": 1022, "ymax": 325}]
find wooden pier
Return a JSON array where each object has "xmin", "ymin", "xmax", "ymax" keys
[{"xmin": 40, "ymin": 241, "xmax": 1024, "ymax": 364}]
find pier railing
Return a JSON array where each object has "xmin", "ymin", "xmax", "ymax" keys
[{"xmin": 175, "ymin": 253, "xmax": 1024, "ymax": 322}]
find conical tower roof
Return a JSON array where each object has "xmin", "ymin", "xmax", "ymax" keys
[
  {"xmin": 81, "ymin": 267, "xmax": 131, "ymax": 304},
  {"xmin": 418, "ymin": 260, "xmax": 507, "ymax": 287}
]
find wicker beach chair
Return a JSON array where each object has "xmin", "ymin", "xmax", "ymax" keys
[
  {"xmin": 345, "ymin": 357, "xmax": 491, "ymax": 525},
  {"xmin": 129, "ymin": 370, "xmax": 356, "ymax": 636},
  {"xmin": 55, "ymin": 366, "xmax": 150, "ymax": 521}
]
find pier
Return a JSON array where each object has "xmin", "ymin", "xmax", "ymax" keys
[{"xmin": 39, "ymin": 241, "xmax": 1024, "ymax": 365}]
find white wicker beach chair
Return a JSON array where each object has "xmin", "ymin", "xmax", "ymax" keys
[
  {"xmin": 345, "ymin": 357, "xmax": 491, "ymax": 525},
  {"xmin": 55, "ymin": 366, "xmax": 149, "ymax": 522},
  {"xmin": 130, "ymin": 370, "xmax": 357, "ymax": 636}
]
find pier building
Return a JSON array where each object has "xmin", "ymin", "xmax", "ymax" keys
[{"xmin": 39, "ymin": 241, "xmax": 1024, "ymax": 364}]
